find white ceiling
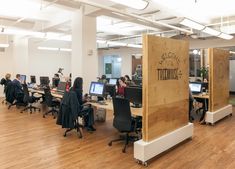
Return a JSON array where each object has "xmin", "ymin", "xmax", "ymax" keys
[{"xmin": 0, "ymin": 0, "xmax": 235, "ymax": 48}]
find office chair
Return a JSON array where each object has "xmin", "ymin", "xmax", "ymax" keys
[
  {"xmin": 5, "ymin": 81, "xmax": 26, "ymax": 109},
  {"xmin": 57, "ymin": 91, "xmax": 89, "ymax": 138},
  {"xmin": 43, "ymin": 87, "xmax": 60, "ymax": 119},
  {"xmin": 108, "ymin": 97, "xmax": 142, "ymax": 153},
  {"xmin": 21, "ymin": 84, "xmax": 41, "ymax": 113}
]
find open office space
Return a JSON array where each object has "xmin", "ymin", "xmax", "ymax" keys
[{"xmin": 1, "ymin": 0, "xmax": 235, "ymax": 168}]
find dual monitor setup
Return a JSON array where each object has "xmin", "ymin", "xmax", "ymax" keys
[
  {"xmin": 189, "ymin": 82, "xmax": 208, "ymax": 94},
  {"xmin": 89, "ymin": 81, "xmax": 142, "ymax": 107}
]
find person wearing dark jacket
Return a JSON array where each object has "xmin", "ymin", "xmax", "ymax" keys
[
  {"xmin": 12, "ymin": 74, "xmax": 23, "ymax": 95},
  {"xmin": 71, "ymin": 77, "xmax": 96, "ymax": 131},
  {"xmin": 0, "ymin": 73, "xmax": 11, "ymax": 93}
]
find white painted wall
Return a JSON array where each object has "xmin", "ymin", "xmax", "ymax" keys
[
  {"xmin": 0, "ymin": 45, "xmax": 14, "ymax": 97},
  {"xmin": 98, "ymin": 47, "xmax": 142, "ymax": 78},
  {"xmin": 28, "ymin": 39, "xmax": 71, "ymax": 84}
]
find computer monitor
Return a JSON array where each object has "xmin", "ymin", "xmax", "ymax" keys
[
  {"xmin": 40, "ymin": 76, "xmax": 49, "ymax": 86},
  {"xmin": 104, "ymin": 84, "xmax": 116, "ymax": 97},
  {"xmin": 189, "ymin": 82, "xmax": 202, "ymax": 94},
  {"xmin": 109, "ymin": 78, "xmax": 117, "ymax": 85},
  {"xmin": 19, "ymin": 75, "xmax": 26, "ymax": 84},
  {"xmin": 52, "ymin": 78, "xmax": 60, "ymax": 88},
  {"xmin": 30, "ymin": 76, "xmax": 36, "ymax": 84},
  {"xmin": 57, "ymin": 82, "xmax": 67, "ymax": 92},
  {"xmin": 124, "ymin": 86, "xmax": 142, "ymax": 108},
  {"xmin": 89, "ymin": 82, "xmax": 105, "ymax": 97}
]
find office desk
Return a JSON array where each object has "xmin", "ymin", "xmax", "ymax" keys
[
  {"xmin": 192, "ymin": 93, "xmax": 209, "ymax": 99},
  {"xmin": 89, "ymin": 101, "xmax": 143, "ymax": 117},
  {"xmin": 29, "ymin": 88, "xmax": 63, "ymax": 99}
]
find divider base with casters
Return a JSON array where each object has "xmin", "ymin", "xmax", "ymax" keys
[
  {"xmin": 205, "ymin": 104, "xmax": 232, "ymax": 125},
  {"xmin": 134, "ymin": 123, "xmax": 193, "ymax": 166}
]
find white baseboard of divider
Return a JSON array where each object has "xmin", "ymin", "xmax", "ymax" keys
[
  {"xmin": 134, "ymin": 123, "xmax": 193, "ymax": 165},
  {"xmin": 205, "ymin": 104, "xmax": 232, "ymax": 125}
]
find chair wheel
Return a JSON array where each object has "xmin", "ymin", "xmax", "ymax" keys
[
  {"xmin": 64, "ymin": 134, "xmax": 67, "ymax": 137},
  {"xmin": 143, "ymin": 162, "xmax": 148, "ymax": 167},
  {"xmin": 108, "ymin": 142, "xmax": 112, "ymax": 146},
  {"xmin": 53, "ymin": 116, "xmax": 56, "ymax": 119},
  {"xmin": 43, "ymin": 115, "xmax": 45, "ymax": 118},
  {"xmin": 20, "ymin": 111, "xmax": 23, "ymax": 113},
  {"xmin": 122, "ymin": 149, "xmax": 126, "ymax": 153}
]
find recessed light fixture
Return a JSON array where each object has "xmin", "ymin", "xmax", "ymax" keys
[
  {"xmin": 109, "ymin": 0, "xmax": 149, "ymax": 10},
  {"xmin": 0, "ymin": 43, "xmax": 9, "ymax": 48},
  {"xmin": 127, "ymin": 44, "xmax": 142, "ymax": 48},
  {"xmin": 107, "ymin": 41, "xmax": 127, "ymax": 46},
  {"xmin": 202, "ymin": 27, "xmax": 220, "ymax": 36}
]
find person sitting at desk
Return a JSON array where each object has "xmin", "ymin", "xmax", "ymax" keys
[
  {"xmin": 124, "ymin": 75, "xmax": 135, "ymax": 86},
  {"xmin": 116, "ymin": 77, "xmax": 127, "ymax": 97},
  {"xmin": 12, "ymin": 74, "xmax": 24, "ymax": 102},
  {"xmin": 71, "ymin": 77, "xmax": 96, "ymax": 131}
]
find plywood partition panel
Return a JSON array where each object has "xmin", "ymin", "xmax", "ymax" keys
[
  {"xmin": 209, "ymin": 48, "xmax": 230, "ymax": 112},
  {"xmin": 142, "ymin": 35, "xmax": 189, "ymax": 142}
]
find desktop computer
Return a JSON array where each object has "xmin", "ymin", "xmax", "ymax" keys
[
  {"xmin": 104, "ymin": 84, "xmax": 116, "ymax": 98},
  {"xmin": 109, "ymin": 78, "xmax": 117, "ymax": 85},
  {"xmin": 30, "ymin": 76, "xmax": 36, "ymax": 84},
  {"xmin": 124, "ymin": 86, "xmax": 142, "ymax": 108},
  {"xmin": 40, "ymin": 76, "xmax": 49, "ymax": 87},
  {"xmin": 19, "ymin": 75, "xmax": 26, "ymax": 84},
  {"xmin": 89, "ymin": 82, "xmax": 105, "ymax": 97},
  {"xmin": 189, "ymin": 82, "xmax": 202, "ymax": 94}
]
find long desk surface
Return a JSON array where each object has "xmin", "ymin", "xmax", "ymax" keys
[
  {"xmin": 192, "ymin": 93, "xmax": 209, "ymax": 99},
  {"xmin": 89, "ymin": 101, "xmax": 143, "ymax": 117},
  {"xmin": 30, "ymin": 88, "xmax": 142, "ymax": 117}
]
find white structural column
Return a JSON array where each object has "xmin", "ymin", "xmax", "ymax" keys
[
  {"xmin": 12, "ymin": 36, "xmax": 29, "ymax": 77},
  {"xmin": 71, "ymin": 8, "xmax": 98, "ymax": 93}
]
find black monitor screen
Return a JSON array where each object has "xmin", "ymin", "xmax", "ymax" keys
[
  {"xmin": 19, "ymin": 75, "xmax": 26, "ymax": 84},
  {"xmin": 52, "ymin": 78, "xmax": 60, "ymax": 87},
  {"xmin": 104, "ymin": 84, "xmax": 116, "ymax": 97},
  {"xmin": 30, "ymin": 76, "xmax": 36, "ymax": 84},
  {"xmin": 124, "ymin": 86, "xmax": 142, "ymax": 107},
  {"xmin": 189, "ymin": 82, "xmax": 202, "ymax": 93},
  {"xmin": 89, "ymin": 82, "xmax": 104, "ymax": 97},
  {"xmin": 109, "ymin": 78, "xmax": 117, "ymax": 85},
  {"xmin": 40, "ymin": 76, "xmax": 49, "ymax": 86},
  {"xmin": 57, "ymin": 82, "xmax": 66, "ymax": 91}
]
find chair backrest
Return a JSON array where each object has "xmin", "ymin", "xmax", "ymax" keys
[
  {"xmin": 44, "ymin": 87, "xmax": 53, "ymax": 107},
  {"xmin": 22, "ymin": 84, "xmax": 30, "ymax": 103},
  {"xmin": 5, "ymin": 81, "xmax": 15, "ymax": 103},
  {"xmin": 112, "ymin": 97, "xmax": 132, "ymax": 132}
]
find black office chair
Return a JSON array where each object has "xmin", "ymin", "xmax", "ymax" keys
[
  {"xmin": 57, "ymin": 91, "xmax": 89, "ymax": 138},
  {"xmin": 21, "ymin": 84, "xmax": 41, "ymax": 113},
  {"xmin": 5, "ymin": 81, "xmax": 26, "ymax": 109},
  {"xmin": 108, "ymin": 97, "xmax": 142, "ymax": 153},
  {"xmin": 43, "ymin": 87, "xmax": 60, "ymax": 119}
]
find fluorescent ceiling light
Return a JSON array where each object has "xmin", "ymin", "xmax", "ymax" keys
[
  {"xmin": 218, "ymin": 33, "xmax": 233, "ymax": 40},
  {"xmin": 180, "ymin": 18, "xmax": 205, "ymax": 30},
  {"xmin": 38, "ymin": 47, "xmax": 58, "ymax": 51},
  {"xmin": 127, "ymin": 44, "xmax": 142, "ymax": 48},
  {"xmin": 109, "ymin": 0, "xmax": 148, "ymax": 10},
  {"xmin": 0, "ymin": 44, "xmax": 9, "ymax": 48},
  {"xmin": 202, "ymin": 27, "xmax": 220, "ymax": 36},
  {"xmin": 60, "ymin": 48, "xmax": 72, "ymax": 52},
  {"xmin": 107, "ymin": 41, "xmax": 127, "ymax": 46},
  {"xmin": 97, "ymin": 40, "xmax": 107, "ymax": 44}
]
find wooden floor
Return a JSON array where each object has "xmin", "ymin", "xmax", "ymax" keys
[{"xmin": 0, "ymin": 100, "xmax": 235, "ymax": 169}]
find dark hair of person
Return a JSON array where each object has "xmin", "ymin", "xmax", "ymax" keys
[
  {"xmin": 16, "ymin": 74, "xmax": 20, "ymax": 78},
  {"xmin": 125, "ymin": 75, "xmax": 131, "ymax": 81},
  {"xmin": 119, "ymin": 77, "xmax": 125, "ymax": 83},
  {"xmin": 72, "ymin": 77, "xmax": 83, "ymax": 91},
  {"xmin": 101, "ymin": 75, "xmax": 106, "ymax": 79}
]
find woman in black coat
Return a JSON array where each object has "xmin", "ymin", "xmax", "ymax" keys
[{"xmin": 72, "ymin": 77, "xmax": 96, "ymax": 131}]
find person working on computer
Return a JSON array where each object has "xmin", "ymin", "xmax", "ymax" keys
[
  {"xmin": 124, "ymin": 75, "xmax": 135, "ymax": 86},
  {"xmin": 71, "ymin": 77, "xmax": 96, "ymax": 131},
  {"xmin": 12, "ymin": 74, "xmax": 24, "ymax": 102},
  {"xmin": 116, "ymin": 77, "xmax": 127, "ymax": 97},
  {"xmin": 0, "ymin": 73, "xmax": 11, "ymax": 93},
  {"xmin": 98, "ymin": 75, "xmax": 108, "ymax": 84}
]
